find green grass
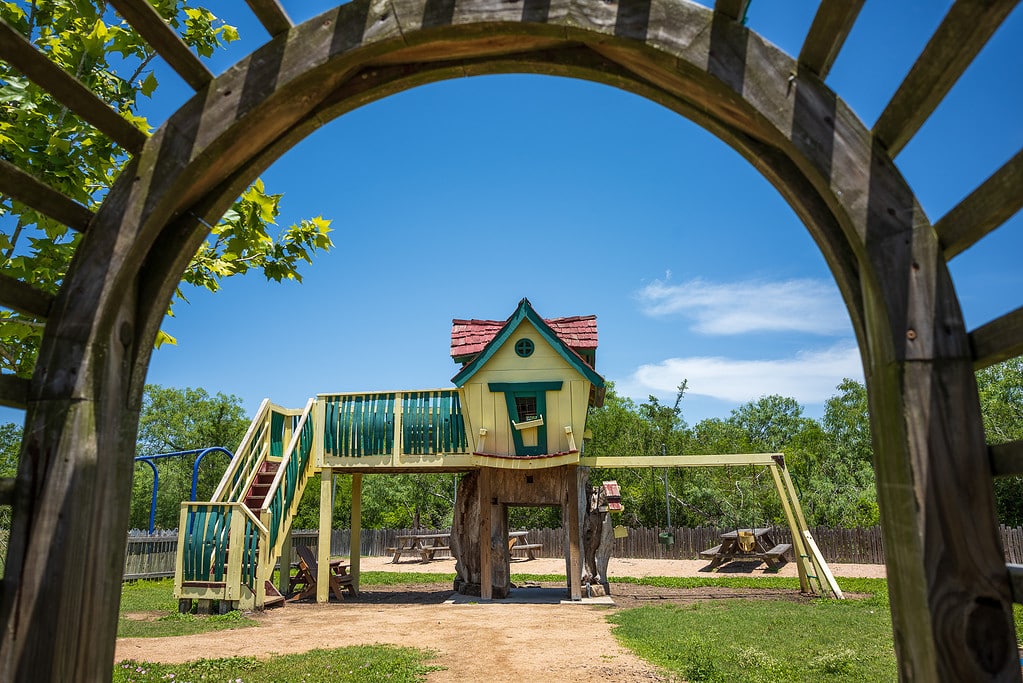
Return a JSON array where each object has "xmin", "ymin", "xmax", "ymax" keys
[
  {"xmin": 118, "ymin": 579, "xmax": 257, "ymax": 638},
  {"xmin": 114, "ymin": 646, "xmax": 441, "ymax": 682},
  {"xmin": 608, "ymin": 577, "xmax": 896, "ymax": 682}
]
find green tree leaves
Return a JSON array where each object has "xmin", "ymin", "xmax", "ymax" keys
[
  {"xmin": 0, "ymin": 1, "xmax": 333, "ymax": 376},
  {"xmin": 130, "ymin": 384, "xmax": 249, "ymax": 529}
]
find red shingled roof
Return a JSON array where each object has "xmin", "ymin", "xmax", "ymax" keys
[{"xmin": 451, "ymin": 314, "xmax": 598, "ymax": 363}]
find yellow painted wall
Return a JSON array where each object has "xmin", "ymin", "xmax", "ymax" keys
[{"xmin": 458, "ymin": 320, "xmax": 591, "ymax": 456}]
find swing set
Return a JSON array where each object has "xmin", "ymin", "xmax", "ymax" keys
[{"xmin": 580, "ymin": 452, "xmax": 843, "ymax": 598}]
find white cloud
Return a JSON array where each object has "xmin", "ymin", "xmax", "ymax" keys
[
  {"xmin": 637, "ymin": 277, "xmax": 850, "ymax": 336},
  {"xmin": 619, "ymin": 343, "xmax": 863, "ymax": 404}
]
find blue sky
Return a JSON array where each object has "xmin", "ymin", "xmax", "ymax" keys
[{"xmin": 15, "ymin": 1, "xmax": 1023, "ymax": 428}]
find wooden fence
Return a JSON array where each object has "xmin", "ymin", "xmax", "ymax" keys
[{"xmin": 122, "ymin": 524, "xmax": 1023, "ymax": 579}]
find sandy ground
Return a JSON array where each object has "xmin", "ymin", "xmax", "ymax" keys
[{"xmin": 116, "ymin": 556, "xmax": 885, "ymax": 682}]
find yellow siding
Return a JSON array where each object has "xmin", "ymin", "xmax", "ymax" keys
[{"xmin": 461, "ymin": 320, "xmax": 592, "ymax": 457}]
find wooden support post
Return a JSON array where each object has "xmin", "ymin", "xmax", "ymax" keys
[
  {"xmin": 226, "ymin": 508, "xmax": 245, "ymax": 603},
  {"xmin": 779, "ymin": 464, "xmax": 840, "ymax": 597},
  {"xmin": 277, "ymin": 525, "xmax": 292, "ymax": 597},
  {"xmin": 317, "ymin": 469, "xmax": 333, "ymax": 603},
  {"xmin": 350, "ymin": 473, "xmax": 362, "ymax": 593},
  {"xmin": 768, "ymin": 464, "xmax": 813, "ymax": 594},
  {"xmin": 256, "ymin": 510, "xmax": 271, "ymax": 609},
  {"xmin": 565, "ymin": 466, "xmax": 582, "ymax": 601},
  {"xmin": 479, "ymin": 468, "xmax": 492, "ymax": 600}
]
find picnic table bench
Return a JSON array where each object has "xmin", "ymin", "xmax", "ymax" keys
[
  {"xmin": 289, "ymin": 545, "xmax": 357, "ymax": 601},
  {"xmin": 388, "ymin": 533, "xmax": 451, "ymax": 563},
  {"xmin": 699, "ymin": 528, "xmax": 791, "ymax": 570},
  {"xmin": 508, "ymin": 530, "xmax": 542, "ymax": 560}
]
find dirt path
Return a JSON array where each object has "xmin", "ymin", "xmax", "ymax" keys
[{"xmin": 117, "ymin": 557, "xmax": 885, "ymax": 682}]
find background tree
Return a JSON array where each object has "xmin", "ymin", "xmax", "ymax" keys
[
  {"xmin": 976, "ymin": 358, "xmax": 1023, "ymax": 525},
  {"xmin": 0, "ymin": 423, "xmax": 20, "ymax": 568},
  {"xmin": 0, "ymin": 1, "xmax": 333, "ymax": 374},
  {"xmin": 129, "ymin": 384, "xmax": 248, "ymax": 529}
]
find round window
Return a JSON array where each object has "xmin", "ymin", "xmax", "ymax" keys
[{"xmin": 514, "ymin": 338, "xmax": 534, "ymax": 357}]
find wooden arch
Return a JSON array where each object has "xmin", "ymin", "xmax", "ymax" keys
[{"xmin": 1, "ymin": 0, "xmax": 1021, "ymax": 680}]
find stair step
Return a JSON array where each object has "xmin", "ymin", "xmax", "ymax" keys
[{"xmin": 264, "ymin": 580, "xmax": 286, "ymax": 608}]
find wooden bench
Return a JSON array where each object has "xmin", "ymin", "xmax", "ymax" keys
[
  {"xmin": 510, "ymin": 543, "xmax": 542, "ymax": 560},
  {"xmin": 763, "ymin": 543, "xmax": 792, "ymax": 563},
  {"xmin": 699, "ymin": 544, "xmax": 723, "ymax": 559}
]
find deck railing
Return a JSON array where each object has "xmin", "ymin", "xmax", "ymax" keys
[
  {"xmin": 176, "ymin": 398, "xmax": 315, "ymax": 608},
  {"xmin": 174, "ymin": 502, "xmax": 265, "ymax": 596},
  {"xmin": 212, "ymin": 399, "xmax": 297, "ymax": 504},
  {"xmin": 321, "ymin": 389, "xmax": 467, "ymax": 458},
  {"xmin": 261, "ymin": 399, "xmax": 317, "ymax": 557}
]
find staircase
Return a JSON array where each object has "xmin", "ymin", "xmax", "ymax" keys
[
  {"xmin": 174, "ymin": 399, "xmax": 317, "ymax": 611},
  {"xmin": 244, "ymin": 461, "xmax": 280, "ymax": 511}
]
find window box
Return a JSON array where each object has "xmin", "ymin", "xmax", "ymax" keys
[{"xmin": 512, "ymin": 415, "xmax": 544, "ymax": 430}]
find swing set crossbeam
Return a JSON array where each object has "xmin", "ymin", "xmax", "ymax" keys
[
  {"xmin": 580, "ymin": 453, "xmax": 844, "ymax": 600},
  {"xmin": 580, "ymin": 454, "xmax": 782, "ymax": 468}
]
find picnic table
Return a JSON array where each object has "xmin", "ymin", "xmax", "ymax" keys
[
  {"xmin": 508, "ymin": 530, "xmax": 542, "ymax": 560},
  {"xmin": 699, "ymin": 527, "xmax": 792, "ymax": 570},
  {"xmin": 390, "ymin": 533, "xmax": 451, "ymax": 563}
]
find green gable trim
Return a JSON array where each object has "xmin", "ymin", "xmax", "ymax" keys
[
  {"xmin": 451, "ymin": 298, "xmax": 605, "ymax": 388},
  {"xmin": 489, "ymin": 382, "xmax": 557, "ymax": 456},
  {"xmin": 488, "ymin": 381, "xmax": 563, "ymax": 393}
]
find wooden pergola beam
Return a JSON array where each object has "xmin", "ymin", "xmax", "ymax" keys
[
  {"xmin": 0, "ymin": 375, "xmax": 28, "ymax": 410},
  {"xmin": 971, "ymin": 306, "xmax": 1023, "ymax": 370},
  {"xmin": 245, "ymin": 0, "xmax": 293, "ymax": 37},
  {"xmin": 713, "ymin": 0, "xmax": 751, "ymax": 22},
  {"xmin": 798, "ymin": 0, "xmax": 866, "ymax": 80},
  {"xmin": 107, "ymin": 0, "xmax": 213, "ymax": 91},
  {"xmin": 0, "ymin": 274, "xmax": 54, "ymax": 319},
  {"xmin": 0, "ymin": 20, "xmax": 147, "ymax": 154},
  {"xmin": 937, "ymin": 148, "xmax": 1023, "ymax": 259},
  {"xmin": 990, "ymin": 441, "xmax": 1023, "ymax": 477},
  {"xmin": 872, "ymin": 0, "xmax": 1019, "ymax": 157},
  {"xmin": 0, "ymin": 159, "xmax": 93, "ymax": 232}
]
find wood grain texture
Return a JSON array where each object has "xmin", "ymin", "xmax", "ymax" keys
[
  {"xmin": 971, "ymin": 306, "xmax": 1023, "ymax": 370},
  {"xmin": 0, "ymin": 273, "xmax": 54, "ymax": 319},
  {"xmin": 936, "ymin": 148, "xmax": 1023, "ymax": 259},
  {"xmin": 107, "ymin": 0, "xmax": 213, "ymax": 90},
  {"xmin": 0, "ymin": 159, "xmax": 93, "ymax": 232},
  {"xmin": 244, "ymin": 0, "xmax": 292, "ymax": 37},
  {"xmin": 4, "ymin": 0, "xmax": 1017, "ymax": 680},
  {"xmin": 0, "ymin": 375, "xmax": 28, "ymax": 409},
  {"xmin": 0, "ymin": 20, "xmax": 147, "ymax": 153},
  {"xmin": 990, "ymin": 441, "xmax": 1023, "ymax": 477},
  {"xmin": 797, "ymin": 0, "xmax": 865, "ymax": 80},
  {"xmin": 872, "ymin": 0, "xmax": 1019, "ymax": 157},
  {"xmin": 713, "ymin": 0, "xmax": 750, "ymax": 22}
]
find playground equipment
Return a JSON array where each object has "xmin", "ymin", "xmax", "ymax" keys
[
  {"xmin": 3, "ymin": 2, "xmax": 1020, "ymax": 679},
  {"xmin": 134, "ymin": 447, "xmax": 233, "ymax": 533},
  {"xmin": 174, "ymin": 299, "xmax": 840, "ymax": 610}
]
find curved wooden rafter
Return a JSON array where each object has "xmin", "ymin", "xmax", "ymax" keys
[
  {"xmin": 106, "ymin": 0, "xmax": 214, "ymax": 91},
  {"xmin": 971, "ymin": 305, "xmax": 1023, "ymax": 370},
  {"xmin": 797, "ymin": 0, "xmax": 865, "ymax": 81},
  {"xmin": 0, "ymin": 159, "xmax": 94, "ymax": 232},
  {"xmin": 0, "ymin": 19, "xmax": 148, "ymax": 153},
  {"xmin": 0, "ymin": 273, "xmax": 54, "ymax": 319},
  {"xmin": 936, "ymin": 148, "xmax": 1023, "ymax": 259},
  {"xmin": 0, "ymin": 1, "xmax": 1020, "ymax": 681},
  {"xmin": 244, "ymin": 0, "xmax": 294, "ymax": 37},
  {"xmin": 872, "ymin": 0, "xmax": 1019, "ymax": 157}
]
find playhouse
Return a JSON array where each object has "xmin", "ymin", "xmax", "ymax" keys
[{"xmin": 174, "ymin": 299, "xmax": 835, "ymax": 610}]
